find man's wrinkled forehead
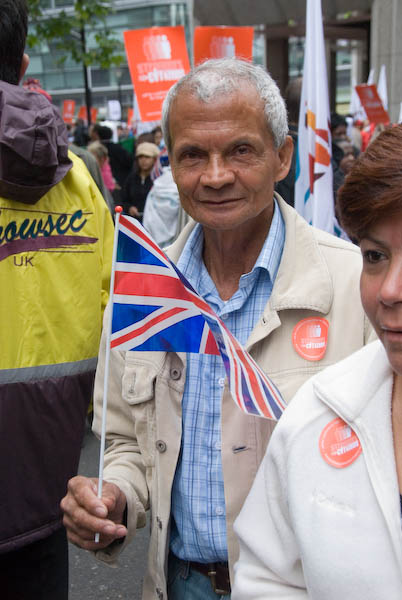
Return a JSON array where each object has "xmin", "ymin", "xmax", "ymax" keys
[{"xmin": 168, "ymin": 83, "xmax": 270, "ymax": 149}]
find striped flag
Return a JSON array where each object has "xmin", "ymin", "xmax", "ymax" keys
[
  {"xmin": 295, "ymin": 0, "xmax": 335, "ymax": 234},
  {"xmin": 111, "ymin": 213, "xmax": 285, "ymax": 420}
]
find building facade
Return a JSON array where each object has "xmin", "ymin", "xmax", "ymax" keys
[{"xmin": 26, "ymin": 0, "xmax": 193, "ymax": 118}]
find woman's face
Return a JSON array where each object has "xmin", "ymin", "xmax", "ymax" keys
[
  {"xmin": 137, "ymin": 155, "xmax": 155, "ymax": 174},
  {"xmin": 360, "ymin": 213, "xmax": 402, "ymax": 375}
]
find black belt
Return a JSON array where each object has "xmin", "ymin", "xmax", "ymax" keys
[{"xmin": 175, "ymin": 555, "xmax": 231, "ymax": 595}]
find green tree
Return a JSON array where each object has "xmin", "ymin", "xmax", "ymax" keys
[{"xmin": 26, "ymin": 0, "xmax": 124, "ymax": 127}]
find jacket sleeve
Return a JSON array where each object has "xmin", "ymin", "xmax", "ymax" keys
[
  {"xmin": 92, "ymin": 304, "xmax": 148, "ymax": 564},
  {"xmin": 232, "ymin": 423, "xmax": 308, "ymax": 599},
  {"xmin": 91, "ymin": 183, "xmax": 114, "ymax": 317}
]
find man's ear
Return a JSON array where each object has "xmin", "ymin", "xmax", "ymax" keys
[
  {"xmin": 19, "ymin": 53, "xmax": 30, "ymax": 82},
  {"xmin": 275, "ymin": 135, "xmax": 294, "ymax": 183}
]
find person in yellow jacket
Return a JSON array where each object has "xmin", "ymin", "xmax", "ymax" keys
[{"xmin": 0, "ymin": 2, "xmax": 114, "ymax": 598}]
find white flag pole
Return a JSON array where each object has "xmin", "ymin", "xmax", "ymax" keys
[{"xmin": 95, "ymin": 205, "xmax": 123, "ymax": 543}]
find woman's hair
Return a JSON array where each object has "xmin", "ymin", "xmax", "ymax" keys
[
  {"xmin": 337, "ymin": 124, "xmax": 402, "ymax": 241},
  {"xmin": 87, "ymin": 141, "xmax": 108, "ymax": 161}
]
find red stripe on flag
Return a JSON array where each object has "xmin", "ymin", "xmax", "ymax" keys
[
  {"xmin": 111, "ymin": 306, "xmax": 187, "ymax": 348},
  {"xmin": 230, "ymin": 336, "xmax": 272, "ymax": 418},
  {"xmin": 114, "ymin": 271, "xmax": 194, "ymax": 302}
]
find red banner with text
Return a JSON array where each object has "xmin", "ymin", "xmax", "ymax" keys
[
  {"xmin": 355, "ymin": 84, "xmax": 390, "ymax": 124},
  {"xmin": 194, "ymin": 26, "xmax": 254, "ymax": 65},
  {"xmin": 62, "ymin": 99, "xmax": 76, "ymax": 124},
  {"xmin": 77, "ymin": 106, "xmax": 98, "ymax": 124},
  {"xmin": 124, "ymin": 26, "xmax": 190, "ymax": 122}
]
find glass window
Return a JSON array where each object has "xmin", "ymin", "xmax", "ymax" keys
[
  {"xmin": 91, "ymin": 68, "xmax": 111, "ymax": 87},
  {"xmin": 64, "ymin": 69, "xmax": 85, "ymax": 89},
  {"xmin": 43, "ymin": 71, "xmax": 65, "ymax": 90},
  {"xmin": 54, "ymin": 0, "xmax": 74, "ymax": 6},
  {"xmin": 27, "ymin": 56, "xmax": 43, "ymax": 73}
]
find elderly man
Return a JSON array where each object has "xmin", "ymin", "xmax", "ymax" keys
[{"xmin": 62, "ymin": 59, "xmax": 372, "ymax": 600}]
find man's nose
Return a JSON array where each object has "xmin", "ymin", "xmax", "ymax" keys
[
  {"xmin": 200, "ymin": 155, "xmax": 235, "ymax": 189},
  {"xmin": 379, "ymin": 258, "xmax": 402, "ymax": 306}
]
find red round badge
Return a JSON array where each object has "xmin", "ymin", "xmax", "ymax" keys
[
  {"xmin": 292, "ymin": 317, "xmax": 329, "ymax": 361},
  {"xmin": 319, "ymin": 417, "xmax": 362, "ymax": 469}
]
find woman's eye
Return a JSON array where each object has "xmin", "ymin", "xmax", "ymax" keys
[{"xmin": 362, "ymin": 249, "xmax": 385, "ymax": 264}]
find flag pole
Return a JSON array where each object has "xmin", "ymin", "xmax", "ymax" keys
[{"xmin": 95, "ymin": 205, "xmax": 123, "ymax": 543}]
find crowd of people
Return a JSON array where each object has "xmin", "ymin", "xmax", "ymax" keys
[{"xmin": 2, "ymin": 1, "xmax": 402, "ymax": 600}]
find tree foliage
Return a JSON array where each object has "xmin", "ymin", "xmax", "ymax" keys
[{"xmin": 26, "ymin": 0, "xmax": 124, "ymax": 69}]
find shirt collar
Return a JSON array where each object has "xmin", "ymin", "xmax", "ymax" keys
[{"xmin": 177, "ymin": 198, "xmax": 285, "ymax": 294}]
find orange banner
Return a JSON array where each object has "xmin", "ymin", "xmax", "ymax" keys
[
  {"xmin": 127, "ymin": 108, "xmax": 134, "ymax": 127},
  {"xmin": 62, "ymin": 99, "xmax": 75, "ymax": 124},
  {"xmin": 124, "ymin": 26, "xmax": 190, "ymax": 122},
  {"xmin": 355, "ymin": 84, "xmax": 390, "ymax": 124},
  {"xmin": 77, "ymin": 106, "xmax": 98, "ymax": 124},
  {"xmin": 194, "ymin": 26, "xmax": 254, "ymax": 65}
]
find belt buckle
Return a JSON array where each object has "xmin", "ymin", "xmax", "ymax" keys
[{"xmin": 207, "ymin": 564, "xmax": 230, "ymax": 595}]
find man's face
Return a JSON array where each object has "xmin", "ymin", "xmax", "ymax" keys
[{"xmin": 169, "ymin": 85, "xmax": 292, "ymax": 233}]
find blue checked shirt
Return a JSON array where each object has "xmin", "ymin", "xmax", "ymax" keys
[{"xmin": 170, "ymin": 200, "xmax": 285, "ymax": 563}]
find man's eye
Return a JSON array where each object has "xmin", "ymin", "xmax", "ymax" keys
[
  {"xmin": 362, "ymin": 249, "xmax": 385, "ymax": 264},
  {"xmin": 235, "ymin": 146, "xmax": 250, "ymax": 155},
  {"xmin": 181, "ymin": 151, "xmax": 200, "ymax": 160}
]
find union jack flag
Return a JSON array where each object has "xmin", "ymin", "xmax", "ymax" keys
[
  {"xmin": 111, "ymin": 213, "xmax": 285, "ymax": 420},
  {"xmin": 151, "ymin": 147, "xmax": 169, "ymax": 181}
]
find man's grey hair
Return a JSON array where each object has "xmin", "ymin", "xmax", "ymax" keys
[{"xmin": 161, "ymin": 58, "xmax": 288, "ymax": 152}]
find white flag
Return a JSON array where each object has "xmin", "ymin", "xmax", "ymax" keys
[
  {"xmin": 295, "ymin": 0, "xmax": 334, "ymax": 234},
  {"xmin": 377, "ymin": 64, "xmax": 388, "ymax": 110}
]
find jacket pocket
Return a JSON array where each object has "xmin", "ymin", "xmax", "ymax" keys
[{"xmin": 122, "ymin": 361, "xmax": 157, "ymax": 467}]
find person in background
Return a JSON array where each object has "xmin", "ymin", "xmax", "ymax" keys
[
  {"xmin": 232, "ymin": 126, "xmax": 402, "ymax": 600},
  {"xmin": 90, "ymin": 123, "xmax": 132, "ymax": 188},
  {"xmin": 87, "ymin": 140, "xmax": 116, "ymax": 213},
  {"xmin": 61, "ymin": 58, "xmax": 373, "ymax": 600},
  {"xmin": 275, "ymin": 77, "xmax": 302, "ymax": 207},
  {"xmin": 0, "ymin": 1, "xmax": 114, "ymax": 598},
  {"xmin": 330, "ymin": 112, "xmax": 349, "ymax": 168},
  {"xmin": 69, "ymin": 141, "xmax": 113, "ymax": 213},
  {"xmin": 121, "ymin": 141, "xmax": 159, "ymax": 220},
  {"xmin": 88, "ymin": 141, "xmax": 116, "ymax": 193},
  {"xmin": 153, "ymin": 124, "xmax": 165, "ymax": 149},
  {"xmin": 73, "ymin": 117, "xmax": 89, "ymax": 147},
  {"xmin": 143, "ymin": 165, "xmax": 190, "ymax": 248},
  {"xmin": 333, "ymin": 138, "xmax": 359, "ymax": 201}
]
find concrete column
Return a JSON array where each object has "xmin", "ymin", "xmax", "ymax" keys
[{"xmin": 371, "ymin": 0, "xmax": 402, "ymax": 122}]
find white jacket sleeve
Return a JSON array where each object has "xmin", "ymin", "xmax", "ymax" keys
[{"xmin": 232, "ymin": 424, "xmax": 308, "ymax": 599}]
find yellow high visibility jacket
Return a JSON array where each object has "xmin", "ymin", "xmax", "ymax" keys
[{"xmin": 0, "ymin": 152, "xmax": 114, "ymax": 552}]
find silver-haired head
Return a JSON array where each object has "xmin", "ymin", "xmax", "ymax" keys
[{"xmin": 162, "ymin": 58, "xmax": 288, "ymax": 152}]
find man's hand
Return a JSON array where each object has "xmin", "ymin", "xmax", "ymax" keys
[{"xmin": 61, "ymin": 476, "xmax": 128, "ymax": 551}]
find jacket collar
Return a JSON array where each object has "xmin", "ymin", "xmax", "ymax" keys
[
  {"xmin": 313, "ymin": 340, "xmax": 392, "ymax": 422},
  {"xmin": 167, "ymin": 194, "xmax": 334, "ymax": 315},
  {"xmin": 269, "ymin": 195, "xmax": 333, "ymax": 313}
]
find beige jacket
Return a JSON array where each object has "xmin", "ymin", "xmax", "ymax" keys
[{"xmin": 93, "ymin": 197, "xmax": 373, "ymax": 600}]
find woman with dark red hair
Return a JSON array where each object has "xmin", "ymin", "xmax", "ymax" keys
[{"xmin": 232, "ymin": 125, "xmax": 402, "ymax": 600}]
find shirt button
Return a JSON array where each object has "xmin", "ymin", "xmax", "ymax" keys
[
  {"xmin": 215, "ymin": 441, "xmax": 221, "ymax": 450},
  {"xmin": 221, "ymin": 313, "xmax": 228, "ymax": 320},
  {"xmin": 218, "ymin": 377, "xmax": 225, "ymax": 388},
  {"xmin": 215, "ymin": 506, "xmax": 224, "ymax": 516},
  {"xmin": 155, "ymin": 440, "xmax": 167, "ymax": 453}
]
